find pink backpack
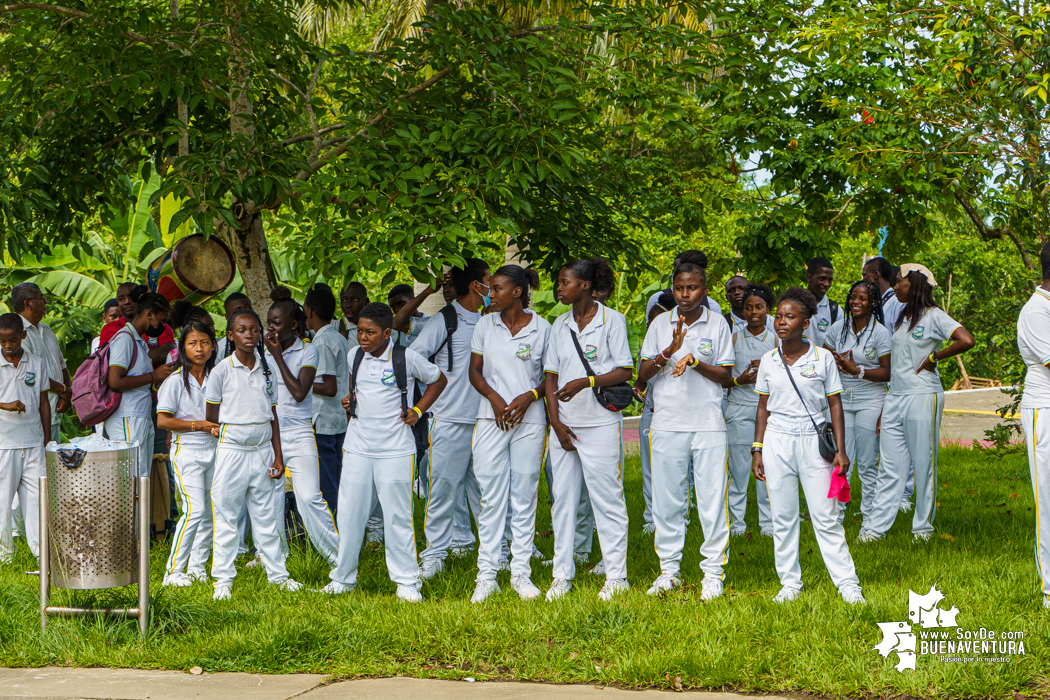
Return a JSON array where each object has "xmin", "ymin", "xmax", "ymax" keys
[{"xmin": 71, "ymin": 328, "xmax": 138, "ymax": 427}]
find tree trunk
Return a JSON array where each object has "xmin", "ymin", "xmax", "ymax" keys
[{"xmin": 221, "ymin": 204, "xmax": 278, "ymax": 311}]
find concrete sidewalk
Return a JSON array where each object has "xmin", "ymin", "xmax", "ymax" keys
[{"xmin": 0, "ymin": 668, "xmax": 779, "ymax": 700}]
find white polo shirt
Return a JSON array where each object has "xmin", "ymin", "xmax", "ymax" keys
[
  {"xmin": 157, "ymin": 369, "xmax": 216, "ymax": 447},
  {"xmin": 108, "ymin": 324, "xmax": 153, "ymax": 419},
  {"xmin": 888, "ymin": 307, "xmax": 961, "ymax": 395},
  {"xmin": 804, "ymin": 295, "xmax": 836, "ymax": 348},
  {"xmin": 471, "ymin": 310, "xmax": 551, "ymax": 426},
  {"xmin": 311, "ymin": 323, "xmax": 350, "ymax": 435},
  {"xmin": 410, "ymin": 301, "xmax": 481, "ymax": 424},
  {"xmin": 338, "ymin": 319, "xmax": 360, "ymax": 349},
  {"xmin": 647, "ymin": 292, "xmax": 722, "ymax": 318},
  {"xmin": 824, "ymin": 317, "xmax": 892, "ymax": 401},
  {"xmin": 205, "ymin": 352, "xmax": 278, "ymax": 425},
  {"xmin": 755, "ymin": 343, "xmax": 842, "ymax": 433},
  {"xmin": 21, "ymin": 315, "xmax": 65, "ymax": 426},
  {"xmin": 546, "ymin": 303, "xmax": 634, "ymax": 428},
  {"xmin": 640, "ymin": 307, "xmax": 733, "ymax": 432},
  {"xmin": 0, "ymin": 351, "xmax": 49, "ymax": 449},
  {"xmin": 393, "ymin": 314, "xmax": 427, "ymax": 347},
  {"xmin": 1018, "ymin": 287, "xmax": 1050, "ymax": 409},
  {"xmin": 264, "ymin": 338, "xmax": 318, "ymax": 426},
  {"xmin": 881, "ymin": 288, "xmax": 904, "ymax": 331},
  {"xmin": 727, "ymin": 327, "xmax": 777, "ymax": 408},
  {"xmin": 344, "ymin": 342, "xmax": 441, "ymax": 458}
]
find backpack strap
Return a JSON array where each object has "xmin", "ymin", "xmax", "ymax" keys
[
  {"xmin": 429, "ymin": 304, "xmax": 459, "ymax": 373},
  {"xmin": 829, "ymin": 299, "xmax": 840, "ymax": 324},
  {"xmin": 723, "ymin": 311, "xmax": 734, "ymax": 327},
  {"xmin": 392, "ymin": 343, "xmax": 410, "ymax": 419},
  {"xmin": 348, "ymin": 347, "xmax": 365, "ymax": 418}
]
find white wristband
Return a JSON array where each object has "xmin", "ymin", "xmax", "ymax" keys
[{"xmin": 857, "ymin": 367, "xmax": 865, "ymax": 380}]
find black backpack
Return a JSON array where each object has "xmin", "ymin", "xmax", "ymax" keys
[
  {"xmin": 429, "ymin": 304, "xmax": 458, "ymax": 371},
  {"xmin": 829, "ymin": 299, "xmax": 840, "ymax": 324}
]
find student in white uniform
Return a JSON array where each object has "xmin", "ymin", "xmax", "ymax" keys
[
  {"xmin": 638, "ymin": 262, "xmax": 734, "ymax": 601},
  {"xmin": 823, "ymin": 281, "xmax": 891, "ymax": 523},
  {"xmin": 0, "ymin": 313, "xmax": 50, "ymax": 561},
  {"xmin": 218, "ymin": 293, "xmax": 255, "ymax": 557},
  {"xmin": 803, "ymin": 257, "xmax": 839, "ymax": 349},
  {"xmin": 157, "ymin": 320, "xmax": 220, "ymax": 586},
  {"xmin": 106, "ymin": 286, "xmax": 175, "ymax": 478},
  {"xmin": 645, "ymin": 250, "xmax": 723, "ymax": 319},
  {"xmin": 416, "ymin": 259, "xmax": 490, "ymax": 580},
  {"xmin": 13, "ymin": 283, "xmax": 70, "ymax": 443},
  {"xmin": 858, "ymin": 264, "xmax": 974, "ymax": 543},
  {"xmin": 337, "ymin": 282, "xmax": 367, "ymax": 347},
  {"xmin": 263, "ymin": 287, "xmax": 340, "ymax": 565},
  {"xmin": 751, "ymin": 287, "xmax": 864, "ymax": 604},
  {"xmin": 1017, "ymin": 241, "xmax": 1050, "ymax": 609},
  {"xmin": 721, "ymin": 284, "xmax": 777, "ymax": 537},
  {"xmin": 324, "ymin": 302, "xmax": 446, "ymax": 601},
  {"xmin": 206, "ymin": 308, "xmax": 303, "ymax": 600},
  {"xmin": 545, "ymin": 258, "xmax": 634, "ymax": 601},
  {"xmin": 304, "ymin": 284, "xmax": 350, "ymax": 517},
  {"xmin": 468, "ymin": 265, "xmax": 550, "ymax": 603}
]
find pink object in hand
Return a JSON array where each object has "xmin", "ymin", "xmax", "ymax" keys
[{"xmin": 828, "ymin": 470, "xmax": 851, "ymax": 503}]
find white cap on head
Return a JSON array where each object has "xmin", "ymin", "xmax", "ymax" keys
[{"xmin": 899, "ymin": 263, "xmax": 938, "ymax": 287}]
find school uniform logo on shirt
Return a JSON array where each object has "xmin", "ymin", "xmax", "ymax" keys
[
  {"xmin": 584, "ymin": 344, "xmax": 598, "ymax": 362},
  {"xmin": 24, "ymin": 371, "xmax": 36, "ymax": 387},
  {"xmin": 912, "ymin": 326, "xmax": 925, "ymax": 340},
  {"xmin": 516, "ymin": 344, "xmax": 532, "ymax": 361},
  {"xmin": 818, "ymin": 318, "xmax": 830, "ymax": 332},
  {"xmin": 697, "ymin": 338, "xmax": 714, "ymax": 356},
  {"xmin": 799, "ymin": 363, "xmax": 817, "ymax": 378},
  {"xmin": 865, "ymin": 346, "xmax": 877, "ymax": 361},
  {"xmin": 381, "ymin": 368, "xmax": 397, "ymax": 386}
]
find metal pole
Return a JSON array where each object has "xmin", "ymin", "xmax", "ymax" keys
[
  {"xmin": 38, "ymin": 475, "xmax": 48, "ymax": 632},
  {"xmin": 137, "ymin": 475, "xmax": 150, "ymax": 636}
]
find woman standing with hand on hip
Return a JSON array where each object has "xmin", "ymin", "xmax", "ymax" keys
[
  {"xmin": 468, "ymin": 265, "xmax": 550, "ymax": 603},
  {"xmin": 858, "ymin": 264, "xmax": 974, "ymax": 543},
  {"xmin": 752, "ymin": 287, "xmax": 864, "ymax": 605},
  {"xmin": 824, "ymin": 281, "xmax": 891, "ymax": 524}
]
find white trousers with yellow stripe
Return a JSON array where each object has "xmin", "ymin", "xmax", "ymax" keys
[
  {"xmin": 331, "ymin": 451, "xmax": 419, "ymax": 587},
  {"xmin": 472, "ymin": 420, "xmax": 545, "ymax": 581},
  {"xmin": 421, "ymin": 420, "xmax": 476, "ymax": 563},
  {"xmin": 649, "ymin": 429, "xmax": 730, "ymax": 581},
  {"xmin": 103, "ymin": 415, "xmax": 154, "ymax": 478},
  {"xmin": 0, "ymin": 446, "xmax": 44, "ymax": 559},
  {"xmin": 863, "ymin": 392, "xmax": 943, "ymax": 537},
  {"xmin": 1022, "ymin": 408, "xmax": 1050, "ymax": 605},
  {"xmin": 165, "ymin": 440, "xmax": 215, "ymax": 577},
  {"xmin": 550, "ymin": 423, "xmax": 627, "ymax": 581},
  {"xmin": 764, "ymin": 426, "xmax": 859, "ymax": 591},
  {"xmin": 279, "ymin": 420, "xmax": 339, "ymax": 565}
]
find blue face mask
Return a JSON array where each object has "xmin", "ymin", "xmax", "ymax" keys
[{"xmin": 479, "ymin": 282, "xmax": 491, "ymax": 308}]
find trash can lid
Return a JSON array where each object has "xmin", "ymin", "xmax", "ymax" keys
[{"xmin": 47, "ymin": 434, "xmax": 136, "ymax": 453}]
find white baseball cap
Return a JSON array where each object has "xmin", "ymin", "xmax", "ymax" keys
[{"xmin": 899, "ymin": 263, "xmax": 938, "ymax": 287}]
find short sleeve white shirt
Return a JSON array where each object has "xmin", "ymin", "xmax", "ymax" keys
[
  {"xmin": 157, "ymin": 369, "xmax": 216, "ymax": 446},
  {"xmin": 311, "ymin": 323, "xmax": 350, "ymax": 434},
  {"xmin": 546, "ymin": 303, "xmax": 634, "ymax": 428},
  {"xmin": 1018, "ymin": 287, "xmax": 1050, "ymax": 409},
  {"xmin": 755, "ymin": 343, "xmax": 842, "ymax": 434},
  {"xmin": 205, "ymin": 353, "xmax": 277, "ymax": 425},
  {"xmin": 264, "ymin": 339, "xmax": 318, "ymax": 426},
  {"xmin": 804, "ymin": 295, "xmax": 836, "ymax": 348},
  {"xmin": 410, "ymin": 302, "xmax": 481, "ymax": 424},
  {"xmin": 887, "ymin": 307, "xmax": 961, "ymax": 395},
  {"xmin": 21, "ymin": 316, "xmax": 65, "ymax": 426},
  {"xmin": 640, "ymin": 307, "xmax": 734, "ymax": 432},
  {"xmin": 727, "ymin": 327, "xmax": 777, "ymax": 408},
  {"xmin": 824, "ymin": 318, "xmax": 891, "ymax": 401},
  {"xmin": 881, "ymin": 289, "xmax": 904, "ymax": 331},
  {"xmin": 108, "ymin": 324, "xmax": 153, "ymax": 419},
  {"xmin": 339, "ymin": 319, "xmax": 360, "ymax": 349},
  {"xmin": 471, "ymin": 310, "xmax": 551, "ymax": 425},
  {"xmin": 394, "ymin": 314, "xmax": 427, "ymax": 347},
  {"xmin": 344, "ymin": 343, "xmax": 442, "ymax": 458},
  {"xmin": 0, "ymin": 351, "xmax": 49, "ymax": 449}
]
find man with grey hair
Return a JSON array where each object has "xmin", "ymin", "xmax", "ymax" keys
[{"xmin": 12, "ymin": 283, "xmax": 69, "ymax": 442}]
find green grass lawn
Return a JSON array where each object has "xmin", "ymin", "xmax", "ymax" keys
[{"xmin": 0, "ymin": 446, "xmax": 1046, "ymax": 699}]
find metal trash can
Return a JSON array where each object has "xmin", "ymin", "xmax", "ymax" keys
[{"xmin": 40, "ymin": 438, "xmax": 150, "ymax": 634}]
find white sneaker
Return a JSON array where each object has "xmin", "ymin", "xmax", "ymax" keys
[
  {"xmin": 1044, "ymin": 596, "xmax": 1050, "ymax": 610},
  {"xmin": 449, "ymin": 545, "xmax": 473, "ymax": 558},
  {"xmin": 366, "ymin": 528, "xmax": 384, "ymax": 544},
  {"xmin": 497, "ymin": 552, "xmax": 510, "ymax": 571},
  {"xmin": 419, "ymin": 558, "xmax": 445, "ymax": 580},
  {"xmin": 899, "ymin": 499, "xmax": 913, "ymax": 513},
  {"xmin": 396, "ymin": 583, "xmax": 423, "ymax": 603},
  {"xmin": 471, "ymin": 579, "xmax": 500, "ymax": 603},
  {"xmin": 546, "ymin": 578, "xmax": 573, "ymax": 601},
  {"xmin": 759, "ymin": 527, "xmax": 774, "ymax": 538},
  {"xmin": 642, "ymin": 522, "xmax": 656, "ymax": 535},
  {"xmin": 531, "ymin": 545, "xmax": 550, "ymax": 563},
  {"xmin": 590, "ymin": 559, "xmax": 605, "ymax": 576},
  {"xmin": 913, "ymin": 532, "xmax": 933, "ymax": 542},
  {"xmin": 414, "ymin": 478, "xmax": 427, "ymax": 499},
  {"xmin": 213, "ymin": 583, "xmax": 232, "ymax": 601},
  {"xmin": 840, "ymin": 585, "xmax": 866, "ymax": 605},
  {"xmin": 773, "ymin": 586, "xmax": 801, "ymax": 603},
  {"xmin": 511, "ymin": 575, "xmax": 541, "ymax": 600},
  {"xmin": 730, "ymin": 529, "xmax": 747, "ymax": 538},
  {"xmin": 574, "ymin": 551, "xmax": 589, "ymax": 566},
  {"xmin": 701, "ymin": 578, "xmax": 724, "ymax": 601},
  {"xmin": 279, "ymin": 579, "xmax": 303, "ymax": 592},
  {"xmin": 321, "ymin": 581, "xmax": 354, "ymax": 595},
  {"xmin": 163, "ymin": 573, "xmax": 192, "ymax": 587},
  {"xmin": 186, "ymin": 570, "xmax": 208, "ymax": 583},
  {"xmin": 856, "ymin": 530, "xmax": 880, "ymax": 543},
  {"xmin": 598, "ymin": 578, "xmax": 629, "ymax": 601},
  {"xmin": 244, "ymin": 556, "xmax": 262, "ymax": 569},
  {"xmin": 646, "ymin": 573, "xmax": 680, "ymax": 596}
]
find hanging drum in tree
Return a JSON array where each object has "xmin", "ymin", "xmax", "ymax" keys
[{"xmin": 147, "ymin": 234, "xmax": 236, "ymax": 305}]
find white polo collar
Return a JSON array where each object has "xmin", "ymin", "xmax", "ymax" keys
[
  {"xmin": 492, "ymin": 309, "xmax": 538, "ymax": 337},
  {"xmin": 229, "ymin": 351, "xmax": 263, "ymax": 373},
  {"xmin": 362, "ymin": 340, "xmax": 393, "ymax": 362},
  {"xmin": 564, "ymin": 302, "xmax": 606, "ymax": 334}
]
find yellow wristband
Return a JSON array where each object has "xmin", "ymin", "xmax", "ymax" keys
[
  {"xmin": 530, "ymin": 389, "xmax": 539, "ymax": 400},
  {"xmin": 412, "ymin": 406, "xmax": 422, "ymax": 417},
  {"xmin": 589, "ymin": 376, "xmax": 595, "ymax": 388},
  {"xmin": 733, "ymin": 377, "xmax": 740, "ymax": 386},
  {"xmin": 752, "ymin": 442, "xmax": 763, "ymax": 448}
]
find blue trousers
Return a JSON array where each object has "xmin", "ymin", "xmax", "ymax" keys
[{"xmin": 316, "ymin": 432, "xmax": 346, "ymax": 516}]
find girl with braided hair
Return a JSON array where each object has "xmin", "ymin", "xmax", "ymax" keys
[
  {"xmin": 262, "ymin": 286, "xmax": 340, "ymax": 565},
  {"xmin": 823, "ymin": 281, "xmax": 892, "ymax": 524}
]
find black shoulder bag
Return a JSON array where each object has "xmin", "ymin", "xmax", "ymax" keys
[
  {"xmin": 569, "ymin": 330, "xmax": 633, "ymax": 412},
  {"xmin": 777, "ymin": 347, "xmax": 838, "ymax": 461}
]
